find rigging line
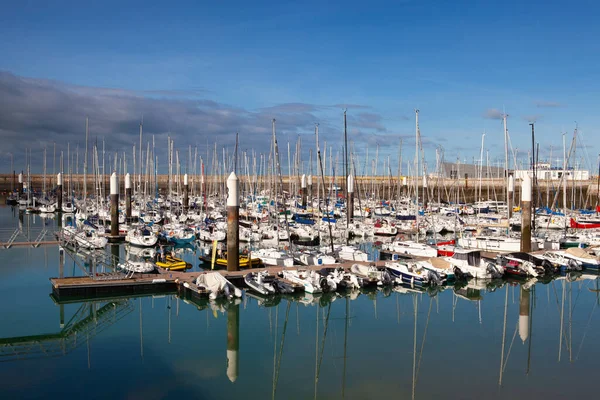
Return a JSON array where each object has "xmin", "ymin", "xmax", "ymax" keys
[
  {"xmin": 273, "ymin": 301, "xmax": 292, "ymax": 399},
  {"xmin": 575, "ymin": 300, "xmax": 597, "ymax": 361},
  {"xmin": 415, "ymin": 296, "xmax": 433, "ymax": 384},
  {"xmin": 502, "ymin": 322, "xmax": 519, "ymax": 374},
  {"xmin": 316, "ymin": 302, "xmax": 333, "ymax": 382}
]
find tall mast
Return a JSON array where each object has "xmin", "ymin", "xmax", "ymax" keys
[
  {"xmin": 503, "ymin": 113, "xmax": 509, "ymax": 221},
  {"xmin": 343, "ymin": 109, "xmax": 348, "ymax": 203},
  {"xmin": 563, "ymin": 133, "xmax": 567, "ymax": 213},
  {"xmin": 139, "ymin": 121, "xmax": 143, "ymax": 194},
  {"xmin": 414, "ymin": 109, "xmax": 420, "ymax": 239},
  {"xmin": 84, "ymin": 117, "xmax": 88, "ymax": 201}
]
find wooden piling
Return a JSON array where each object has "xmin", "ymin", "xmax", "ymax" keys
[
  {"xmin": 227, "ymin": 172, "xmax": 239, "ymax": 272},
  {"xmin": 520, "ymin": 174, "xmax": 532, "ymax": 252}
]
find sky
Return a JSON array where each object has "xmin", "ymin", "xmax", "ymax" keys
[{"xmin": 1, "ymin": 0, "xmax": 599, "ymax": 175}]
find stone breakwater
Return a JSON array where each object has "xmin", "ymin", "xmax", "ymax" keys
[{"xmin": 1, "ymin": 174, "xmax": 598, "ymax": 207}]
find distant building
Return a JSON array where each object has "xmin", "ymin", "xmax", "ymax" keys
[
  {"xmin": 441, "ymin": 162, "xmax": 507, "ymax": 179},
  {"xmin": 514, "ymin": 168, "xmax": 589, "ymax": 181}
]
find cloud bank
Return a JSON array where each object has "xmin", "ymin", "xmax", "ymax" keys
[{"xmin": 0, "ymin": 71, "xmax": 392, "ymax": 173}]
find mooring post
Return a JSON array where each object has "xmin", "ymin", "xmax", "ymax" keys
[
  {"xmin": 56, "ymin": 172, "xmax": 63, "ymax": 214},
  {"xmin": 508, "ymin": 175, "xmax": 514, "ymax": 219},
  {"xmin": 125, "ymin": 173, "xmax": 132, "ymax": 223},
  {"xmin": 227, "ymin": 172, "xmax": 239, "ymax": 272},
  {"xmin": 422, "ymin": 175, "xmax": 428, "ymax": 210},
  {"xmin": 347, "ymin": 173, "xmax": 354, "ymax": 221},
  {"xmin": 59, "ymin": 246, "xmax": 64, "ymax": 279},
  {"xmin": 110, "ymin": 172, "xmax": 119, "ymax": 239},
  {"xmin": 307, "ymin": 174, "xmax": 313, "ymax": 205},
  {"xmin": 520, "ymin": 174, "xmax": 532, "ymax": 252},
  {"xmin": 301, "ymin": 174, "xmax": 307, "ymax": 208},
  {"xmin": 226, "ymin": 303, "xmax": 240, "ymax": 383},
  {"xmin": 183, "ymin": 173, "xmax": 189, "ymax": 212},
  {"xmin": 18, "ymin": 172, "xmax": 23, "ymax": 199}
]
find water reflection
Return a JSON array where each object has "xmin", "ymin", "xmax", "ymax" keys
[{"xmin": 0, "ymin": 276, "xmax": 599, "ymax": 399}]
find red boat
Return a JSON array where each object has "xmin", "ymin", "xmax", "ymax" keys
[
  {"xmin": 434, "ymin": 240, "xmax": 456, "ymax": 257},
  {"xmin": 570, "ymin": 218, "xmax": 600, "ymax": 229}
]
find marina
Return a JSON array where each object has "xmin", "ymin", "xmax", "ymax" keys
[
  {"xmin": 2, "ymin": 115, "xmax": 600, "ymax": 400},
  {"xmin": 1, "ymin": 176, "xmax": 600, "ymax": 399},
  {"xmin": 2, "ymin": 3, "xmax": 600, "ymax": 398}
]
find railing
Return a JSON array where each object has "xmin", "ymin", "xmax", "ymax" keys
[
  {"xmin": 0, "ymin": 226, "xmax": 56, "ymax": 249},
  {"xmin": 0, "ymin": 299, "xmax": 135, "ymax": 362}
]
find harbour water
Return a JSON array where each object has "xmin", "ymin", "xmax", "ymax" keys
[{"xmin": 1, "ymin": 206, "xmax": 599, "ymax": 399}]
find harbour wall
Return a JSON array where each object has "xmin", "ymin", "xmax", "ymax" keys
[{"xmin": 1, "ymin": 174, "xmax": 599, "ymax": 208}]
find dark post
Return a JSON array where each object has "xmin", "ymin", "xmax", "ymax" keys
[
  {"xmin": 227, "ymin": 172, "xmax": 239, "ymax": 272},
  {"xmin": 56, "ymin": 172, "xmax": 63, "ymax": 214},
  {"xmin": 110, "ymin": 172, "xmax": 119, "ymax": 238},
  {"xmin": 301, "ymin": 174, "xmax": 307, "ymax": 208},
  {"xmin": 520, "ymin": 174, "xmax": 532, "ymax": 252},
  {"xmin": 125, "ymin": 173, "xmax": 132, "ymax": 222},
  {"xmin": 183, "ymin": 173, "xmax": 189, "ymax": 212},
  {"xmin": 347, "ymin": 174, "xmax": 354, "ymax": 221}
]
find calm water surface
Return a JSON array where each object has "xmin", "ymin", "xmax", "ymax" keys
[{"xmin": 1, "ymin": 206, "xmax": 599, "ymax": 400}]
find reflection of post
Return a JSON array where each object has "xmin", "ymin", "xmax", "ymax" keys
[
  {"xmin": 227, "ymin": 303, "xmax": 240, "ymax": 383},
  {"xmin": 111, "ymin": 244, "xmax": 119, "ymax": 268},
  {"xmin": 519, "ymin": 287, "xmax": 530, "ymax": 344},
  {"xmin": 60, "ymin": 304, "xmax": 65, "ymax": 329},
  {"xmin": 499, "ymin": 284, "xmax": 508, "ymax": 386}
]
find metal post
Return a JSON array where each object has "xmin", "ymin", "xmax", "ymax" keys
[
  {"xmin": 508, "ymin": 175, "xmax": 514, "ymax": 219},
  {"xmin": 226, "ymin": 303, "xmax": 240, "ymax": 383},
  {"xmin": 59, "ymin": 246, "xmax": 64, "ymax": 278},
  {"xmin": 125, "ymin": 173, "xmax": 132, "ymax": 222},
  {"xmin": 110, "ymin": 172, "xmax": 119, "ymax": 239},
  {"xmin": 347, "ymin": 174, "xmax": 354, "ymax": 221},
  {"xmin": 227, "ymin": 172, "xmax": 239, "ymax": 272},
  {"xmin": 18, "ymin": 172, "xmax": 23, "ymax": 198},
  {"xmin": 520, "ymin": 174, "xmax": 532, "ymax": 252},
  {"xmin": 301, "ymin": 174, "xmax": 307, "ymax": 208},
  {"xmin": 307, "ymin": 174, "xmax": 313, "ymax": 206},
  {"xmin": 57, "ymin": 172, "xmax": 63, "ymax": 214},
  {"xmin": 183, "ymin": 173, "xmax": 189, "ymax": 212}
]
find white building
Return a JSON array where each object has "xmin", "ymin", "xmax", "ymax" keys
[{"xmin": 514, "ymin": 168, "xmax": 589, "ymax": 181}]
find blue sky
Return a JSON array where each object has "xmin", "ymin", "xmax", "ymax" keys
[{"xmin": 1, "ymin": 0, "xmax": 598, "ymax": 174}]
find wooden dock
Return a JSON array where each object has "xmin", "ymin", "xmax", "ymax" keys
[{"xmin": 50, "ymin": 261, "xmax": 386, "ymax": 302}]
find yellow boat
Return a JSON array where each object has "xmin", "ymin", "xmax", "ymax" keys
[
  {"xmin": 156, "ymin": 255, "xmax": 189, "ymax": 271},
  {"xmin": 199, "ymin": 254, "xmax": 262, "ymax": 269}
]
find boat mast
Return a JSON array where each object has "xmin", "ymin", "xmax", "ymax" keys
[
  {"xmin": 414, "ymin": 109, "xmax": 420, "ymax": 240},
  {"xmin": 563, "ymin": 133, "xmax": 567, "ymax": 214},
  {"xmin": 503, "ymin": 113, "xmax": 509, "ymax": 222},
  {"xmin": 343, "ymin": 109, "xmax": 348, "ymax": 212},
  {"xmin": 530, "ymin": 122, "xmax": 536, "ymax": 231}
]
